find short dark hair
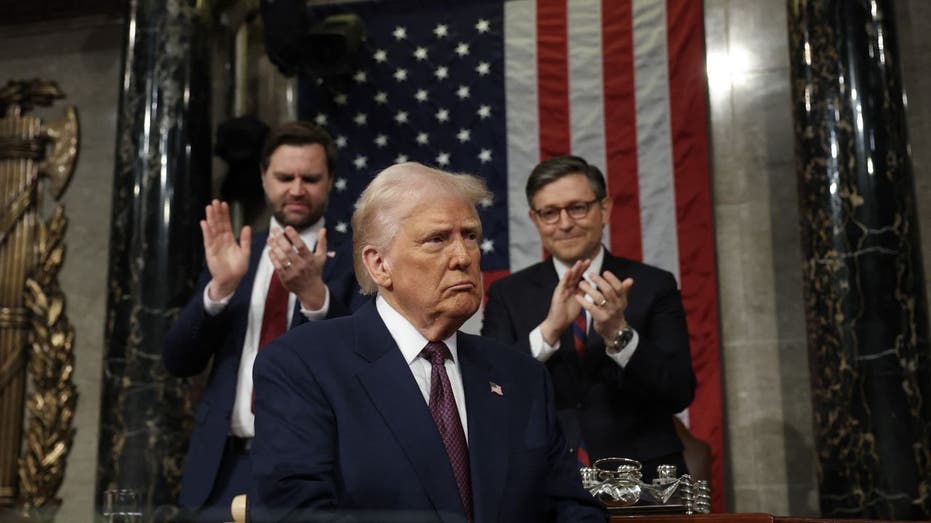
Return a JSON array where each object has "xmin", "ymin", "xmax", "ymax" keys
[
  {"xmin": 260, "ymin": 121, "xmax": 338, "ymax": 175},
  {"xmin": 525, "ymin": 155, "xmax": 607, "ymax": 206}
]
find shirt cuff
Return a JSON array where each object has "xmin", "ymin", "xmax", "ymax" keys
[
  {"xmin": 203, "ymin": 283, "xmax": 233, "ymax": 316},
  {"xmin": 529, "ymin": 325, "xmax": 560, "ymax": 363},
  {"xmin": 299, "ymin": 285, "xmax": 331, "ymax": 321},
  {"xmin": 605, "ymin": 328, "xmax": 640, "ymax": 368}
]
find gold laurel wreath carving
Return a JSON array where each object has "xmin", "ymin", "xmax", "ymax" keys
[{"xmin": 18, "ymin": 206, "xmax": 77, "ymax": 522}]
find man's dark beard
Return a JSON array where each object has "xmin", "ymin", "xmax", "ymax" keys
[{"xmin": 273, "ymin": 207, "xmax": 326, "ymax": 231}]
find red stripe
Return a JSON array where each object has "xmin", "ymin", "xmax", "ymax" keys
[
  {"xmin": 536, "ymin": 0, "xmax": 571, "ymax": 160},
  {"xmin": 666, "ymin": 0, "xmax": 725, "ymax": 512},
  {"xmin": 601, "ymin": 0, "xmax": 642, "ymax": 260}
]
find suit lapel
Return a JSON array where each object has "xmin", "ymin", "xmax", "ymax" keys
[
  {"xmin": 352, "ymin": 303, "xmax": 465, "ymax": 521},
  {"xmin": 457, "ymin": 334, "xmax": 508, "ymax": 523}
]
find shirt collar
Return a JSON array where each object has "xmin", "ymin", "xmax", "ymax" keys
[
  {"xmin": 552, "ymin": 245, "xmax": 606, "ymax": 279},
  {"xmin": 375, "ymin": 295, "xmax": 459, "ymax": 365},
  {"xmin": 269, "ymin": 215, "xmax": 325, "ymax": 251}
]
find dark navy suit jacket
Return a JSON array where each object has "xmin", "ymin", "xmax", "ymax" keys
[
  {"xmin": 162, "ymin": 229, "xmax": 363, "ymax": 509},
  {"xmin": 481, "ymin": 250, "xmax": 695, "ymax": 465},
  {"xmin": 251, "ymin": 301, "xmax": 606, "ymax": 523}
]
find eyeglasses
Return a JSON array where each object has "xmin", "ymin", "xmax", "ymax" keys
[{"xmin": 532, "ymin": 198, "xmax": 602, "ymax": 224}]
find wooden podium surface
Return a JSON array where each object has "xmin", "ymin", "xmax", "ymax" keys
[{"xmin": 609, "ymin": 514, "xmax": 912, "ymax": 523}]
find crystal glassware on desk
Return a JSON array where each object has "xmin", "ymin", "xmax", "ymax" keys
[{"xmin": 102, "ymin": 488, "xmax": 142, "ymax": 523}]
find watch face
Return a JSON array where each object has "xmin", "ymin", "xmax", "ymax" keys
[{"xmin": 615, "ymin": 328, "xmax": 633, "ymax": 348}]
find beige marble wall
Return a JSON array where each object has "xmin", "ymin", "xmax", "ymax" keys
[
  {"xmin": 704, "ymin": 0, "xmax": 818, "ymax": 515},
  {"xmin": 0, "ymin": 16, "xmax": 122, "ymax": 522},
  {"xmin": 0, "ymin": 0, "xmax": 930, "ymax": 519}
]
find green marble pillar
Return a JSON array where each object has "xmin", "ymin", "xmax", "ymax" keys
[
  {"xmin": 787, "ymin": 0, "xmax": 931, "ymax": 519},
  {"xmin": 97, "ymin": 0, "xmax": 211, "ymax": 517}
]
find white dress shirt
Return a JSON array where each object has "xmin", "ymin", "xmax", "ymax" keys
[
  {"xmin": 528, "ymin": 246, "xmax": 640, "ymax": 367},
  {"xmin": 203, "ymin": 216, "xmax": 330, "ymax": 438},
  {"xmin": 376, "ymin": 295, "xmax": 469, "ymax": 442}
]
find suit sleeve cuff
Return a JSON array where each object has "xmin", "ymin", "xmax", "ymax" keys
[
  {"xmin": 300, "ymin": 285, "xmax": 331, "ymax": 320},
  {"xmin": 203, "ymin": 283, "xmax": 232, "ymax": 316},
  {"xmin": 529, "ymin": 325, "xmax": 560, "ymax": 362},
  {"xmin": 605, "ymin": 328, "xmax": 640, "ymax": 368}
]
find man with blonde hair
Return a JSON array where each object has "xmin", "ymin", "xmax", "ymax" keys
[{"xmin": 251, "ymin": 163, "xmax": 605, "ymax": 522}]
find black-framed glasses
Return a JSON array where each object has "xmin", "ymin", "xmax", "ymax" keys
[{"xmin": 532, "ymin": 198, "xmax": 602, "ymax": 224}]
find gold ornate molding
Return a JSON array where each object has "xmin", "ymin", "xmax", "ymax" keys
[{"xmin": 0, "ymin": 79, "xmax": 79, "ymax": 521}]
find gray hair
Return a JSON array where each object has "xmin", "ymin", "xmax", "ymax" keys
[{"xmin": 352, "ymin": 162, "xmax": 492, "ymax": 295}]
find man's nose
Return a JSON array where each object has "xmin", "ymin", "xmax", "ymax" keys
[
  {"xmin": 288, "ymin": 178, "xmax": 304, "ymax": 194},
  {"xmin": 556, "ymin": 209, "xmax": 574, "ymax": 229},
  {"xmin": 449, "ymin": 237, "xmax": 474, "ymax": 268}
]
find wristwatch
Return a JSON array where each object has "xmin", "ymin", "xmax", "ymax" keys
[{"xmin": 611, "ymin": 326, "xmax": 635, "ymax": 350}]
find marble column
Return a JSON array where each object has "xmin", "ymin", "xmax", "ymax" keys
[
  {"xmin": 96, "ymin": 0, "xmax": 211, "ymax": 517},
  {"xmin": 787, "ymin": 0, "xmax": 931, "ymax": 519}
]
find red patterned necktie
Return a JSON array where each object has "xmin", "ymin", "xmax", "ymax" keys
[
  {"xmin": 572, "ymin": 309, "xmax": 588, "ymax": 353},
  {"xmin": 421, "ymin": 341, "xmax": 473, "ymax": 521},
  {"xmin": 253, "ymin": 270, "xmax": 289, "ymax": 411},
  {"xmin": 258, "ymin": 270, "xmax": 289, "ymax": 350}
]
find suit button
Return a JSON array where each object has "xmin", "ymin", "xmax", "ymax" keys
[{"xmin": 576, "ymin": 402, "xmax": 583, "ymax": 409}]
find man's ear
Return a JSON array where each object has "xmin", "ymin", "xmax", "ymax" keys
[{"xmin": 361, "ymin": 245, "xmax": 392, "ymax": 289}]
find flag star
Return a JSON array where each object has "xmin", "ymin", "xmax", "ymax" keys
[
  {"xmin": 476, "ymin": 62, "xmax": 491, "ymax": 76},
  {"xmin": 353, "ymin": 70, "xmax": 367, "ymax": 83},
  {"xmin": 415, "ymin": 89, "xmax": 429, "ymax": 103},
  {"xmin": 478, "ymin": 148, "xmax": 492, "ymax": 162},
  {"xmin": 435, "ymin": 66, "xmax": 449, "ymax": 80},
  {"xmin": 416, "ymin": 132, "xmax": 430, "ymax": 145},
  {"xmin": 334, "ymin": 93, "xmax": 348, "ymax": 105},
  {"xmin": 395, "ymin": 111, "xmax": 409, "ymax": 124},
  {"xmin": 456, "ymin": 85, "xmax": 470, "ymax": 100},
  {"xmin": 436, "ymin": 152, "xmax": 450, "ymax": 166},
  {"xmin": 353, "ymin": 155, "xmax": 367, "ymax": 169},
  {"xmin": 480, "ymin": 238, "xmax": 495, "ymax": 253},
  {"xmin": 456, "ymin": 129, "xmax": 471, "ymax": 143},
  {"xmin": 413, "ymin": 47, "xmax": 429, "ymax": 61},
  {"xmin": 395, "ymin": 153, "xmax": 409, "ymax": 163},
  {"xmin": 479, "ymin": 196, "xmax": 493, "ymax": 208},
  {"xmin": 392, "ymin": 26, "xmax": 407, "ymax": 40},
  {"xmin": 455, "ymin": 42, "xmax": 470, "ymax": 57},
  {"xmin": 314, "ymin": 113, "xmax": 328, "ymax": 126},
  {"xmin": 374, "ymin": 91, "xmax": 388, "ymax": 104},
  {"xmin": 335, "ymin": 221, "xmax": 349, "ymax": 233},
  {"xmin": 394, "ymin": 68, "xmax": 408, "ymax": 81},
  {"xmin": 477, "ymin": 105, "xmax": 492, "ymax": 119},
  {"xmin": 435, "ymin": 108, "xmax": 450, "ymax": 123},
  {"xmin": 374, "ymin": 134, "xmax": 388, "ymax": 147},
  {"xmin": 353, "ymin": 112, "xmax": 368, "ymax": 126},
  {"xmin": 336, "ymin": 135, "xmax": 348, "ymax": 148},
  {"xmin": 434, "ymin": 24, "xmax": 448, "ymax": 38},
  {"xmin": 334, "ymin": 177, "xmax": 348, "ymax": 192},
  {"xmin": 476, "ymin": 19, "xmax": 490, "ymax": 34},
  {"xmin": 374, "ymin": 49, "xmax": 388, "ymax": 63}
]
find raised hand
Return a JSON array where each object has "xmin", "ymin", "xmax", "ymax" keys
[
  {"xmin": 201, "ymin": 200, "xmax": 251, "ymax": 300},
  {"xmin": 539, "ymin": 259, "xmax": 591, "ymax": 345},
  {"xmin": 576, "ymin": 270, "xmax": 634, "ymax": 342},
  {"xmin": 266, "ymin": 226, "xmax": 330, "ymax": 310}
]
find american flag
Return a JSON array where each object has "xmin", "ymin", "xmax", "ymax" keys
[{"xmin": 299, "ymin": 0, "xmax": 723, "ymax": 510}]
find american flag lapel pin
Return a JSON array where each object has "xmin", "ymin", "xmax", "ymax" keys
[{"xmin": 490, "ymin": 381, "xmax": 503, "ymax": 396}]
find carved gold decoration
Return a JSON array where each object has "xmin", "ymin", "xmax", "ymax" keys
[
  {"xmin": 0, "ymin": 79, "xmax": 79, "ymax": 520},
  {"xmin": 19, "ymin": 208, "xmax": 76, "ymax": 522}
]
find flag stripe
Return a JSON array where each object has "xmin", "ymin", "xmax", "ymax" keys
[
  {"xmin": 567, "ymin": 0, "xmax": 610, "ymax": 244},
  {"xmin": 632, "ymin": 0, "xmax": 680, "ymax": 281},
  {"xmin": 505, "ymin": 0, "xmax": 542, "ymax": 272},
  {"xmin": 601, "ymin": 0, "xmax": 642, "ymax": 261},
  {"xmin": 536, "ymin": 0, "xmax": 571, "ymax": 159},
  {"xmin": 666, "ymin": 0, "xmax": 724, "ymax": 512}
]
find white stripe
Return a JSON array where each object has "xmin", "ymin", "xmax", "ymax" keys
[
  {"xmin": 505, "ymin": 0, "xmax": 542, "ymax": 271},
  {"xmin": 632, "ymin": 0, "xmax": 680, "ymax": 281},
  {"xmin": 567, "ymin": 0, "xmax": 610, "ymax": 246}
]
